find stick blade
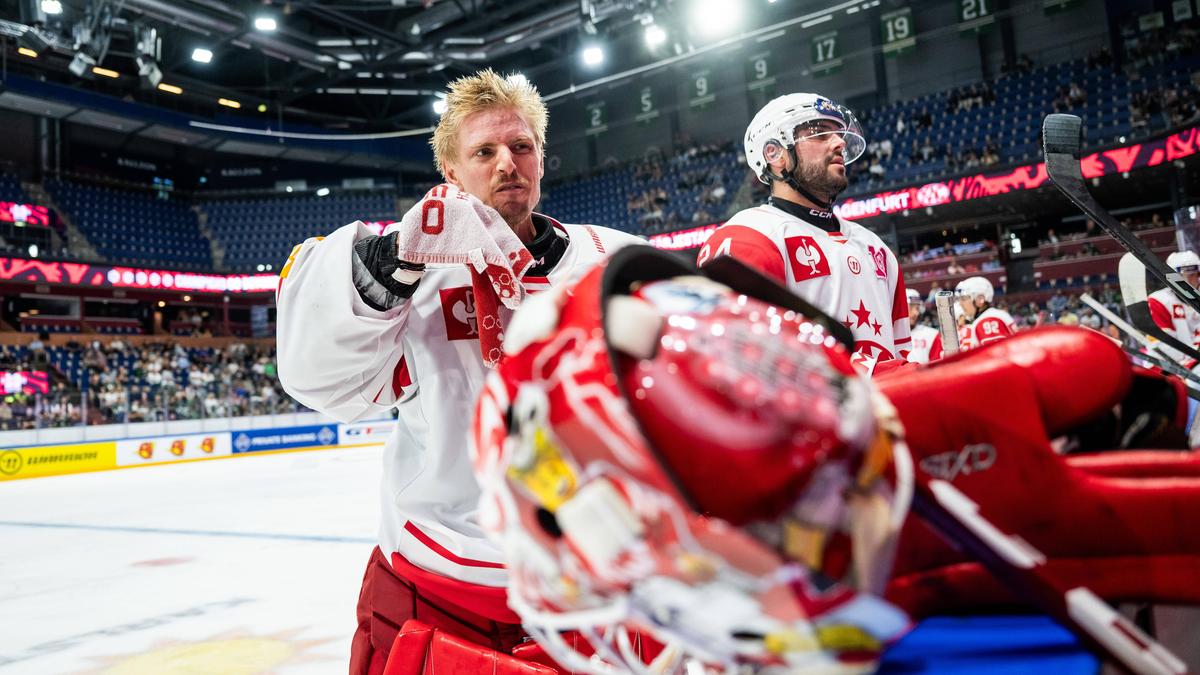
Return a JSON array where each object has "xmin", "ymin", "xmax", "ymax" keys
[{"xmin": 1043, "ymin": 114, "xmax": 1084, "ymax": 158}]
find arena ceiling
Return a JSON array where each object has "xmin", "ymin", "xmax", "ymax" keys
[{"xmin": 0, "ymin": 0, "xmax": 820, "ymax": 131}]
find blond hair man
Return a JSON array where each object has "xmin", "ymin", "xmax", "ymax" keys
[{"xmin": 276, "ymin": 69, "xmax": 641, "ymax": 674}]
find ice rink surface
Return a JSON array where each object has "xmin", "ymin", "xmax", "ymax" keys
[{"xmin": 0, "ymin": 446, "xmax": 384, "ymax": 674}]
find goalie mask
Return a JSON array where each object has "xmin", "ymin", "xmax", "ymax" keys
[{"xmin": 470, "ymin": 247, "xmax": 913, "ymax": 674}]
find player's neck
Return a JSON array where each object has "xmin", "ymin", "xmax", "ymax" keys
[
  {"xmin": 766, "ymin": 194, "xmax": 838, "ymax": 230},
  {"xmin": 770, "ymin": 185, "xmax": 829, "ymax": 212}
]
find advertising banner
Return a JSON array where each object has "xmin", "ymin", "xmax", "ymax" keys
[
  {"xmin": 231, "ymin": 424, "xmax": 338, "ymax": 454},
  {"xmin": 115, "ymin": 432, "xmax": 232, "ymax": 467},
  {"xmin": 1, "ymin": 371, "xmax": 50, "ymax": 395},
  {"xmin": 0, "ymin": 441, "xmax": 116, "ymax": 481},
  {"xmin": 337, "ymin": 420, "xmax": 394, "ymax": 446}
]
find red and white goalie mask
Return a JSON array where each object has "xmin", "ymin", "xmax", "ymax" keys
[{"xmin": 470, "ymin": 247, "xmax": 915, "ymax": 674}]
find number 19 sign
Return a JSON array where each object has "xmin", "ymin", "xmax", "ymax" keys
[{"xmin": 881, "ymin": 8, "xmax": 916, "ymax": 57}]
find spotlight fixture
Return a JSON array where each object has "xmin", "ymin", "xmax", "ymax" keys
[
  {"xmin": 192, "ymin": 47, "xmax": 213, "ymax": 64},
  {"xmin": 581, "ymin": 45, "xmax": 605, "ymax": 67},
  {"xmin": 644, "ymin": 24, "xmax": 667, "ymax": 48},
  {"xmin": 254, "ymin": 16, "xmax": 277, "ymax": 31},
  {"xmin": 157, "ymin": 82, "xmax": 183, "ymax": 94},
  {"xmin": 68, "ymin": 51, "xmax": 97, "ymax": 78},
  {"xmin": 135, "ymin": 25, "xmax": 162, "ymax": 88}
]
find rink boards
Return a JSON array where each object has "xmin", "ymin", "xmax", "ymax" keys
[{"xmin": 0, "ymin": 418, "xmax": 391, "ymax": 481}]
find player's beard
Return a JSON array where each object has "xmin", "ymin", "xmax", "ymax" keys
[{"xmin": 794, "ymin": 156, "xmax": 848, "ymax": 204}]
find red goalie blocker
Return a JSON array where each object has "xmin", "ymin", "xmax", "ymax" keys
[{"xmin": 879, "ymin": 327, "xmax": 1200, "ymax": 616}]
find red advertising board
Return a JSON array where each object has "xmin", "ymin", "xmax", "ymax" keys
[
  {"xmin": 0, "ymin": 202, "xmax": 52, "ymax": 227},
  {"xmin": 1, "ymin": 371, "xmax": 50, "ymax": 395}
]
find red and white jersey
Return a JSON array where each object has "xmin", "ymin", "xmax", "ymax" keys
[
  {"xmin": 908, "ymin": 323, "xmax": 939, "ymax": 364},
  {"xmin": 1148, "ymin": 287, "xmax": 1200, "ymax": 362},
  {"xmin": 928, "ymin": 306, "xmax": 1016, "ymax": 360},
  {"xmin": 697, "ymin": 200, "xmax": 911, "ymax": 373},
  {"xmin": 276, "ymin": 216, "xmax": 642, "ymax": 589}
]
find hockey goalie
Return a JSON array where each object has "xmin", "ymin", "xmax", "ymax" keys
[{"xmin": 383, "ymin": 246, "xmax": 1198, "ymax": 674}]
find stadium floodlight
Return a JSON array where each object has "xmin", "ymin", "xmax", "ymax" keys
[
  {"xmin": 40, "ymin": 0, "xmax": 62, "ymax": 14},
  {"xmin": 692, "ymin": 0, "xmax": 740, "ymax": 37},
  {"xmin": 191, "ymin": 47, "xmax": 213, "ymax": 64},
  {"xmin": 68, "ymin": 51, "xmax": 96, "ymax": 78},
  {"xmin": 253, "ymin": 16, "xmax": 277, "ymax": 32},
  {"xmin": 316, "ymin": 187, "xmax": 331, "ymax": 197},
  {"xmin": 92, "ymin": 66, "xmax": 119, "ymax": 78},
  {"xmin": 157, "ymin": 82, "xmax": 183, "ymax": 94},
  {"xmin": 432, "ymin": 98, "xmax": 447, "ymax": 115},
  {"xmin": 27, "ymin": 244, "xmax": 38, "ymax": 258},
  {"xmin": 18, "ymin": 47, "xmax": 38, "ymax": 58},
  {"xmin": 581, "ymin": 45, "xmax": 605, "ymax": 67},
  {"xmin": 135, "ymin": 24, "xmax": 162, "ymax": 88},
  {"xmin": 218, "ymin": 98, "xmax": 241, "ymax": 109},
  {"xmin": 644, "ymin": 23, "xmax": 667, "ymax": 48}
]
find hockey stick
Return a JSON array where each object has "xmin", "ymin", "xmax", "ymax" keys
[
  {"xmin": 1116, "ymin": 253, "xmax": 1200, "ymax": 363},
  {"xmin": 1080, "ymin": 293, "xmax": 1200, "ymax": 397},
  {"xmin": 911, "ymin": 477, "xmax": 1185, "ymax": 675},
  {"xmin": 1042, "ymin": 113, "xmax": 1200, "ymax": 314},
  {"xmin": 934, "ymin": 290, "xmax": 960, "ymax": 356}
]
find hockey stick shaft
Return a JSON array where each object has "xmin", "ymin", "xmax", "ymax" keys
[
  {"xmin": 1042, "ymin": 114, "xmax": 1200, "ymax": 314},
  {"xmin": 934, "ymin": 290, "xmax": 960, "ymax": 356},
  {"xmin": 912, "ymin": 478, "xmax": 1185, "ymax": 675}
]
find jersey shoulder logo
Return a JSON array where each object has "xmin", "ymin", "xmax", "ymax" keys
[
  {"xmin": 1174, "ymin": 303, "xmax": 1186, "ymax": 319},
  {"xmin": 440, "ymin": 287, "xmax": 479, "ymax": 341},
  {"xmin": 783, "ymin": 235, "xmax": 831, "ymax": 282},
  {"xmin": 867, "ymin": 245, "xmax": 888, "ymax": 279}
]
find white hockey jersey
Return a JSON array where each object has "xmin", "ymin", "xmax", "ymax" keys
[
  {"xmin": 1147, "ymin": 286, "xmax": 1200, "ymax": 363},
  {"xmin": 697, "ymin": 199, "xmax": 911, "ymax": 373},
  {"xmin": 907, "ymin": 323, "xmax": 939, "ymax": 364},
  {"xmin": 276, "ymin": 216, "xmax": 642, "ymax": 592}
]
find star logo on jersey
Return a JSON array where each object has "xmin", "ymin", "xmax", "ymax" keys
[
  {"xmin": 867, "ymin": 245, "xmax": 888, "ymax": 279},
  {"xmin": 783, "ymin": 236, "xmax": 831, "ymax": 282},
  {"xmin": 440, "ymin": 287, "xmax": 479, "ymax": 340},
  {"xmin": 850, "ymin": 300, "xmax": 872, "ymax": 329}
]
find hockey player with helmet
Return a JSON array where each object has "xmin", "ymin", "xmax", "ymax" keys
[
  {"xmin": 275, "ymin": 69, "xmax": 642, "ymax": 675},
  {"xmin": 905, "ymin": 287, "xmax": 938, "ymax": 364},
  {"xmin": 1147, "ymin": 250, "xmax": 1200, "ymax": 365},
  {"xmin": 697, "ymin": 93, "xmax": 911, "ymax": 374},
  {"xmin": 927, "ymin": 275, "xmax": 1015, "ymax": 360}
]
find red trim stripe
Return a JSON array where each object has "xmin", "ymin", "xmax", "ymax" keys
[{"xmin": 403, "ymin": 521, "xmax": 506, "ymax": 569}]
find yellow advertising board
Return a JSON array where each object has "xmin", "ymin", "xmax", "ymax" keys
[{"xmin": 0, "ymin": 442, "xmax": 116, "ymax": 481}]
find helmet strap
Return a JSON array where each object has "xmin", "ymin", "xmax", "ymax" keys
[{"xmin": 763, "ymin": 144, "xmax": 835, "ymax": 210}]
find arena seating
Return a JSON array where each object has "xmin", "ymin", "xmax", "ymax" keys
[
  {"xmin": 0, "ymin": 339, "xmax": 300, "ymax": 429},
  {"xmin": 46, "ymin": 178, "xmax": 212, "ymax": 268},
  {"xmin": 201, "ymin": 191, "xmax": 397, "ymax": 272},
  {"xmin": 0, "ymin": 172, "xmax": 32, "ymax": 204}
]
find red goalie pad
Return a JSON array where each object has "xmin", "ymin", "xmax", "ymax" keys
[
  {"xmin": 384, "ymin": 621, "xmax": 559, "ymax": 675},
  {"xmin": 879, "ymin": 327, "xmax": 1200, "ymax": 616}
]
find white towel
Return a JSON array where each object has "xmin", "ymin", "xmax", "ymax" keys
[{"xmin": 391, "ymin": 184, "xmax": 534, "ymax": 366}]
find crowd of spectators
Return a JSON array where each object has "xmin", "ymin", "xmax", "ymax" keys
[
  {"xmin": 620, "ymin": 138, "xmax": 738, "ymax": 233},
  {"xmin": 0, "ymin": 338, "xmax": 302, "ymax": 430}
]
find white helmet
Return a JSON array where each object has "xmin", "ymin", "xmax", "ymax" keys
[
  {"xmin": 744, "ymin": 93, "xmax": 866, "ymax": 186},
  {"xmin": 1167, "ymin": 250, "xmax": 1200, "ymax": 271},
  {"xmin": 905, "ymin": 288, "xmax": 923, "ymax": 305},
  {"xmin": 955, "ymin": 276, "xmax": 994, "ymax": 304}
]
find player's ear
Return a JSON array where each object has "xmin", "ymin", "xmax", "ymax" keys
[
  {"xmin": 442, "ymin": 162, "xmax": 464, "ymax": 190},
  {"xmin": 763, "ymin": 141, "xmax": 789, "ymax": 173}
]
